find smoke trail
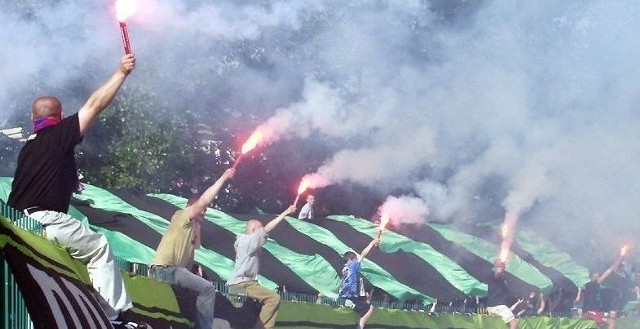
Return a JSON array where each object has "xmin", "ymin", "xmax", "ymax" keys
[
  {"xmin": 3, "ymin": 0, "xmax": 640, "ymax": 259},
  {"xmin": 378, "ymin": 195, "xmax": 430, "ymax": 226}
]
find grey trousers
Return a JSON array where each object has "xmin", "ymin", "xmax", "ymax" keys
[
  {"xmin": 28, "ymin": 210, "xmax": 132, "ymax": 320},
  {"xmin": 151, "ymin": 266, "xmax": 216, "ymax": 329}
]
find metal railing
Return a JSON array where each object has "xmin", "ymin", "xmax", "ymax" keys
[{"xmin": 1, "ymin": 202, "xmax": 38, "ymax": 329}]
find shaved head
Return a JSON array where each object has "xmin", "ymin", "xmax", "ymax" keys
[
  {"xmin": 32, "ymin": 96, "xmax": 62, "ymax": 121},
  {"xmin": 246, "ymin": 219, "xmax": 263, "ymax": 233}
]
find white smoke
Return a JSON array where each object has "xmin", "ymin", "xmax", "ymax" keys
[
  {"xmin": 378, "ymin": 195, "xmax": 430, "ymax": 226},
  {"xmin": 3, "ymin": 0, "xmax": 640, "ymax": 255}
]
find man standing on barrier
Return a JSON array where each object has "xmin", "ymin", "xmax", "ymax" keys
[
  {"xmin": 151, "ymin": 168, "xmax": 235, "ymax": 329},
  {"xmin": 7, "ymin": 54, "xmax": 146, "ymax": 328},
  {"xmin": 226, "ymin": 204, "xmax": 297, "ymax": 329}
]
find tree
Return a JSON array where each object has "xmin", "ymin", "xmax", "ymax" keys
[{"xmin": 78, "ymin": 84, "xmax": 209, "ymax": 193}]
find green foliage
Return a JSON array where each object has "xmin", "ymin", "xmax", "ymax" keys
[{"xmin": 79, "ymin": 84, "xmax": 203, "ymax": 193}]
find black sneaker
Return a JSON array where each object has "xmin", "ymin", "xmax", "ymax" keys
[
  {"xmin": 112, "ymin": 310, "xmax": 151, "ymax": 329},
  {"xmin": 110, "ymin": 320, "xmax": 150, "ymax": 329}
]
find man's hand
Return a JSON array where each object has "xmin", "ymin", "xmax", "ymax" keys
[
  {"xmin": 283, "ymin": 205, "xmax": 297, "ymax": 216},
  {"xmin": 264, "ymin": 205, "xmax": 297, "ymax": 233},
  {"xmin": 221, "ymin": 168, "xmax": 236, "ymax": 181},
  {"xmin": 119, "ymin": 54, "xmax": 136, "ymax": 75}
]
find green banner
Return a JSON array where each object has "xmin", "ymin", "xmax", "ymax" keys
[
  {"xmin": 328, "ymin": 215, "xmax": 488, "ymax": 296},
  {"xmin": 429, "ymin": 223, "xmax": 553, "ymax": 292}
]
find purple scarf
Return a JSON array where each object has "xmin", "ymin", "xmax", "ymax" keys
[{"xmin": 33, "ymin": 117, "xmax": 61, "ymax": 133}]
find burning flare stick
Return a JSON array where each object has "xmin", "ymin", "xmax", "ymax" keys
[
  {"xmin": 499, "ymin": 248, "xmax": 509, "ymax": 263},
  {"xmin": 376, "ymin": 213, "xmax": 390, "ymax": 241},
  {"xmin": 293, "ymin": 178, "xmax": 311, "ymax": 205},
  {"xmin": 232, "ymin": 130, "xmax": 264, "ymax": 170},
  {"xmin": 115, "ymin": 0, "xmax": 136, "ymax": 54},
  {"xmin": 621, "ymin": 245, "xmax": 630, "ymax": 257},
  {"xmin": 499, "ymin": 224, "xmax": 510, "ymax": 263}
]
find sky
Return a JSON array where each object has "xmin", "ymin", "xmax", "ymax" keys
[{"xmin": 1, "ymin": 0, "xmax": 640, "ymax": 265}]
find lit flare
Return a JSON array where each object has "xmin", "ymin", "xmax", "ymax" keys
[
  {"xmin": 293, "ymin": 177, "xmax": 311, "ymax": 205},
  {"xmin": 115, "ymin": 0, "xmax": 136, "ymax": 22},
  {"xmin": 376, "ymin": 213, "xmax": 390, "ymax": 241},
  {"xmin": 241, "ymin": 130, "xmax": 264, "ymax": 154},
  {"xmin": 621, "ymin": 245, "xmax": 629, "ymax": 257},
  {"xmin": 500, "ymin": 248, "xmax": 509, "ymax": 263},
  {"xmin": 232, "ymin": 130, "xmax": 264, "ymax": 169},
  {"xmin": 114, "ymin": 0, "xmax": 136, "ymax": 54}
]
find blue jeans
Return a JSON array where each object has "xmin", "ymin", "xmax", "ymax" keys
[{"xmin": 151, "ymin": 266, "xmax": 215, "ymax": 329}]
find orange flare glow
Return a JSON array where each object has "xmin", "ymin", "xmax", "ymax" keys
[
  {"xmin": 297, "ymin": 178, "xmax": 311, "ymax": 195},
  {"xmin": 241, "ymin": 130, "xmax": 264, "ymax": 154},
  {"xmin": 621, "ymin": 245, "xmax": 629, "ymax": 257},
  {"xmin": 116, "ymin": 0, "xmax": 136, "ymax": 22},
  {"xmin": 376, "ymin": 214, "xmax": 390, "ymax": 241},
  {"xmin": 380, "ymin": 213, "xmax": 390, "ymax": 228},
  {"xmin": 500, "ymin": 248, "xmax": 509, "ymax": 263},
  {"xmin": 501, "ymin": 224, "xmax": 508, "ymax": 239}
]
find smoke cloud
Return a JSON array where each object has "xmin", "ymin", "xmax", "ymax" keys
[{"xmin": 2, "ymin": 0, "xmax": 640, "ymax": 260}]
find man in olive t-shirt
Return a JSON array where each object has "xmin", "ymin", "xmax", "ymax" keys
[{"xmin": 151, "ymin": 169, "xmax": 234, "ymax": 329}]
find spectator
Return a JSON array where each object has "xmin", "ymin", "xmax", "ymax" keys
[
  {"xmin": 486, "ymin": 261, "xmax": 518, "ymax": 329},
  {"xmin": 298, "ymin": 194, "xmax": 315, "ymax": 221},
  {"xmin": 226, "ymin": 205, "xmax": 297, "ymax": 329}
]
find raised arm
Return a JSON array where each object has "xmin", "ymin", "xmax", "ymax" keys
[
  {"xmin": 536, "ymin": 293, "xmax": 546, "ymax": 315},
  {"xmin": 575, "ymin": 287, "xmax": 582, "ymax": 303},
  {"xmin": 186, "ymin": 169, "xmax": 235, "ymax": 219},
  {"xmin": 264, "ymin": 205, "xmax": 297, "ymax": 234},
  {"xmin": 429, "ymin": 299, "xmax": 438, "ymax": 314},
  {"xmin": 510, "ymin": 298, "xmax": 523, "ymax": 312},
  {"xmin": 78, "ymin": 54, "xmax": 136, "ymax": 135},
  {"xmin": 357, "ymin": 237, "xmax": 381, "ymax": 262},
  {"xmin": 597, "ymin": 256, "xmax": 623, "ymax": 284}
]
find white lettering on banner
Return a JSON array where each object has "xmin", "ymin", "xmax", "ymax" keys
[
  {"xmin": 27, "ymin": 263, "xmax": 108, "ymax": 329},
  {"xmin": 62, "ymin": 278, "xmax": 110, "ymax": 329}
]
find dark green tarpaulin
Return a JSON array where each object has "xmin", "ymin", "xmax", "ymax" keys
[
  {"xmin": 0, "ymin": 177, "xmax": 604, "ymax": 302},
  {"xmin": 281, "ymin": 210, "xmax": 434, "ymax": 303},
  {"xmin": 516, "ymin": 229, "xmax": 589, "ymax": 288},
  {"xmin": 429, "ymin": 223, "xmax": 553, "ymax": 292},
  {"xmin": 328, "ymin": 215, "xmax": 488, "ymax": 297}
]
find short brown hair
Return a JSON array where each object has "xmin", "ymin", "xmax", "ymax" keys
[{"xmin": 343, "ymin": 251, "xmax": 357, "ymax": 261}]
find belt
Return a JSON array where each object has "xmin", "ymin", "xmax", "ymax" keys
[
  {"xmin": 150, "ymin": 264, "xmax": 168, "ymax": 269},
  {"xmin": 25, "ymin": 206, "xmax": 45, "ymax": 215}
]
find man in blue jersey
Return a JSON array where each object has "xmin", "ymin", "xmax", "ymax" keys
[{"xmin": 339, "ymin": 236, "xmax": 380, "ymax": 329}]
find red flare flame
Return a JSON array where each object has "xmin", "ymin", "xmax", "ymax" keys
[
  {"xmin": 115, "ymin": 0, "xmax": 136, "ymax": 22},
  {"xmin": 501, "ymin": 224, "xmax": 508, "ymax": 239},
  {"xmin": 297, "ymin": 178, "xmax": 311, "ymax": 195},
  {"xmin": 380, "ymin": 213, "xmax": 390, "ymax": 228},
  {"xmin": 500, "ymin": 248, "xmax": 509, "ymax": 263},
  {"xmin": 241, "ymin": 130, "xmax": 264, "ymax": 154},
  {"xmin": 621, "ymin": 245, "xmax": 629, "ymax": 257}
]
